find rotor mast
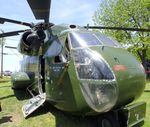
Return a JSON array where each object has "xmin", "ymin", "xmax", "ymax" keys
[{"xmin": 27, "ymin": 0, "xmax": 51, "ymax": 92}]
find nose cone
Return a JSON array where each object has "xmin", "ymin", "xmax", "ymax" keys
[
  {"xmin": 91, "ymin": 46, "xmax": 146, "ymax": 107},
  {"xmin": 72, "ymin": 48, "xmax": 118, "ymax": 113}
]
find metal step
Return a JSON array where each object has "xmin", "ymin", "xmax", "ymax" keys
[{"xmin": 22, "ymin": 93, "xmax": 46, "ymax": 118}]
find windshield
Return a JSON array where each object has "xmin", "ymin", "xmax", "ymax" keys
[
  {"xmin": 69, "ymin": 31, "xmax": 121, "ymax": 48},
  {"xmin": 69, "ymin": 32, "xmax": 102, "ymax": 48},
  {"xmin": 71, "ymin": 48, "xmax": 117, "ymax": 112},
  {"xmin": 72, "ymin": 48, "xmax": 114, "ymax": 80}
]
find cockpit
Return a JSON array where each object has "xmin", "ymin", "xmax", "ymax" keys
[
  {"xmin": 68, "ymin": 31, "xmax": 118, "ymax": 113},
  {"xmin": 44, "ymin": 30, "xmax": 118, "ymax": 113},
  {"xmin": 68, "ymin": 31, "xmax": 116, "ymax": 80}
]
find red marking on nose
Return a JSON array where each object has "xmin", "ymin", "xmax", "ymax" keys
[{"xmin": 113, "ymin": 65, "xmax": 126, "ymax": 71}]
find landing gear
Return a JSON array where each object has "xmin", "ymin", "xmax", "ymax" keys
[
  {"xmin": 97, "ymin": 112, "xmax": 120, "ymax": 127},
  {"xmin": 38, "ymin": 55, "xmax": 45, "ymax": 93},
  {"xmin": 0, "ymin": 102, "xmax": 2, "ymax": 111}
]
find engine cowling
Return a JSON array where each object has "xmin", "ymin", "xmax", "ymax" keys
[
  {"xmin": 18, "ymin": 30, "xmax": 45, "ymax": 56},
  {"xmin": 11, "ymin": 72, "xmax": 35, "ymax": 89}
]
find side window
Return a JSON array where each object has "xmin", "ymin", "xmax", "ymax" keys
[
  {"xmin": 52, "ymin": 38, "xmax": 70, "ymax": 64},
  {"xmin": 54, "ymin": 54, "xmax": 67, "ymax": 63},
  {"xmin": 64, "ymin": 38, "xmax": 71, "ymax": 61},
  {"xmin": 65, "ymin": 38, "xmax": 70, "ymax": 52},
  {"xmin": 54, "ymin": 56, "xmax": 61, "ymax": 63}
]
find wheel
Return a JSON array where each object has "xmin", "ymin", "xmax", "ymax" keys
[
  {"xmin": 0, "ymin": 102, "xmax": 2, "ymax": 111},
  {"xmin": 101, "ymin": 119, "xmax": 113, "ymax": 127},
  {"xmin": 97, "ymin": 113, "xmax": 120, "ymax": 127}
]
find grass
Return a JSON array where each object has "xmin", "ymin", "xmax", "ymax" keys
[
  {"xmin": 0, "ymin": 77, "xmax": 54, "ymax": 127},
  {"xmin": 137, "ymin": 81, "xmax": 150, "ymax": 127},
  {"xmin": 0, "ymin": 77, "xmax": 97, "ymax": 127},
  {"xmin": 0, "ymin": 77, "xmax": 150, "ymax": 127}
]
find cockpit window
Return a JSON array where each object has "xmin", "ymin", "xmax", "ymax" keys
[
  {"xmin": 69, "ymin": 32, "xmax": 102, "ymax": 48},
  {"xmin": 72, "ymin": 48, "xmax": 114, "ymax": 80},
  {"xmin": 95, "ymin": 33, "xmax": 121, "ymax": 47},
  {"xmin": 44, "ymin": 40, "xmax": 62, "ymax": 58}
]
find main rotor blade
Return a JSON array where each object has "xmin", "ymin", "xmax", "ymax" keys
[
  {"xmin": 0, "ymin": 29, "xmax": 30, "ymax": 38},
  {"xmin": 84, "ymin": 26, "xmax": 150, "ymax": 32},
  {"xmin": 5, "ymin": 46, "xmax": 17, "ymax": 49},
  {"xmin": 27, "ymin": 0, "xmax": 51, "ymax": 23},
  {"xmin": 0, "ymin": 17, "xmax": 32, "ymax": 28}
]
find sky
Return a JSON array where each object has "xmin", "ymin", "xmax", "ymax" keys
[{"xmin": 0, "ymin": 0, "xmax": 101, "ymax": 72}]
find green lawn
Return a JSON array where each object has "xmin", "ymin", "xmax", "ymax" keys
[
  {"xmin": 137, "ymin": 81, "xmax": 150, "ymax": 127},
  {"xmin": 0, "ymin": 77, "xmax": 150, "ymax": 127},
  {"xmin": 0, "ymin": 78, "xmax": 97, "ymax": 127}
]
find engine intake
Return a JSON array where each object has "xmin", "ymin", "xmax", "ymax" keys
[{"xmin": 18, "ymin": 30, "xmax": 45, "ymax": 56}]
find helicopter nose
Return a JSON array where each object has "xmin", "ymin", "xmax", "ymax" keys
[
  {"xmin": 89, "ymin": 46, "xmax": 145, "ymax": 106},
  {"xmin": 94, "ymin": 46, "xmax": 145, "ymax": 106},
  {"xmin": 113, "ymin": 64, "xmax": 126, "ymax": 72},
  {"xmin": 92, "ymin": 46, "xmax": 145, "ymax": 74}
]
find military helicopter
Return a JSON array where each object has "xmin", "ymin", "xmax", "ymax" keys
[{"xmin": 0, "ymin": 0, "xmax": 149, "ymax": 127}]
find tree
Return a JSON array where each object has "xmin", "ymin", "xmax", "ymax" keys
[
  {"xmin": 0, "ymin": 36, "xmax": 5, "ymax": 52},
  {"xmin": 93, "ymin": 0, "xmax": 150, "ymax": 68},
  {"xmin": 0, "ymin": 30, "xmax": 5, "ymax": 78},
  {"xmin": 0, "ymin": 30, "xmax": 5, "ymax": 46},
  {"xmin": 143, "ymin": 0, "xmax": 150, "ymax": 10},
  {"xmin": 0, "ymin": 38, "xmax": 5, "ymax": 45}
]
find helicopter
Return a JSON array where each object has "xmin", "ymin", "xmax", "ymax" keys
[{"xmin": 0, "ymin": 0, "xmax": 150, "ymax": 127}]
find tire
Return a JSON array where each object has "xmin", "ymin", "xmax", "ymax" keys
[
  {"xmin": 97, "ymin": 113, "xmax": 120, "ymax": 127},
  {"xmin": 0, "ymin": 102, "xmax": 2, "ymax": 111}
]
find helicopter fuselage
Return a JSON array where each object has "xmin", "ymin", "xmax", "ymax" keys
[{"xmin": 11, "ymin": 24, "xmax": 146, "ymax": 116}]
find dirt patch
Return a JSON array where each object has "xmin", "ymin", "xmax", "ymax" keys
[{"xmin": 11, "ymin": 112, "xmax": 22, "ymax": 124}]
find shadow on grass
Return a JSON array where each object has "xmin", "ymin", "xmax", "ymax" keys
[
  {"xmin": 0, "ymin": 88, "xmax": 30, "ymax": 101},
  {"xmin": 50, "ymin": 107, "xmax": 98, "ymax": 127},
  {"xmin": 0, "ymin": 94, "xmax": 15, "ymax": 100},
  {"xmin": 11, "ymin": 90, "xmax": 98, "ymax": 127},
  {"xmin": 0, "ymin": 80, "xmax": 11, "ymax": 83},
  {"xmin": 27, "ymin": 102, "xmax": 98, "ymax": 127},
  {"xmin": 13, "ymin": 89, "xmax": 32, "ymax": 100},
  {"xmin": 0, "ymin": 85, "xmax": 11, "ymax": 89},
  {"xmin": 0, "ymin": 116, "xmax": 13, "ymax": 124},
  {"xmin": 144, "ymin": 90, "xmax": 150, "ymax": 92}
]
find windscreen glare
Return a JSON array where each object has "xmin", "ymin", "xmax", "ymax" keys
[
  {"xmin": 80, "ymin": 82, "xmax": 117, "ymax": 112},
  {"xmin": 69, "ymin": 31, "xmax": 121, "ymax": 48},
  {"xmin": 69, "ymin": 32, "xmax": 101, "ymax": 48},
  {"xmin": 72, "ymin": 48, "xmax": 114, "ymax": 80},
  {"xmin": 71, "ymin": 48, "xmax": 117, "ymax": 112},
  {"xmin": 95, "ymin": 33, "xmax": 121, "ymax": 47},
  {"xmin": 69, "ymin": 32, "xmax": 118, "ymax": 112}
]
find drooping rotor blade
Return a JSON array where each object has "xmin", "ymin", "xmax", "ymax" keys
[
  {"xmin": 27, "ymin": 0, "xmax": 51, "ymax": 23},
  {"xmin": 0, "ymin": 17, "xmax": 32, "ymax": 28},
  {"xmin": 84, "ymin": 26, "xmax": 150, "ymax": 32},
  {"xmin": 5, "ymin": 46, "xmax": 17, "ymax": 49},
  {"xmin": 0, "ymin": 29, "xmax": 31, "ymax": 38}
]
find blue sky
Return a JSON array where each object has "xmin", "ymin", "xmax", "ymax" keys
[{"xmin": 0, "ymin": 0, "xmax": 101, "ymax": 72}]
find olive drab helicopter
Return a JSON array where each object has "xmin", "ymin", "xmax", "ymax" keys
[{"xmin": 0, "ymin": 0, "xmax": 150, "ymax": 127}]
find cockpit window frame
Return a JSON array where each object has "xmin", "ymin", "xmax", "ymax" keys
[
  {"xmin": 68, "ymin": 32, "xmax": 103, "ymax": 49},
  {"xmin": 68, "ymin": 31, "xmax": 122, "ymax": 49},
  {"xmin": 66, "ymin": 33, "xmax": 72, "ymax": 51},
  {"xmin": 70, "ymin": 47, "xmax": 115, "ymax": 81},
  {"xmin": 94, "ymin": 33, "xmax": 122, "ymax": 48}
]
